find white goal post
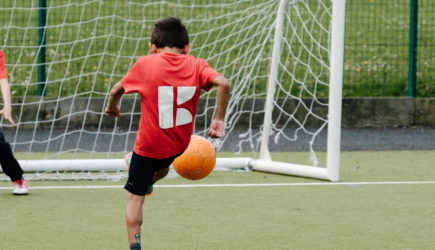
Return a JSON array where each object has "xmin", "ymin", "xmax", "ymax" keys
[
  {"xmin": 1, "ymin": 0, "xmax": 346, "ymax": 181},
  {"xmin": 256, "ymin": 0, "xmax": 346, "ymax": 181}
]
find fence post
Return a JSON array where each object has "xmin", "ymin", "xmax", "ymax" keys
[
  {"xmin": 37, "ymin": 0, "xmax": 47, "ymax": 96},
  {"xmin": 408, "ymin": 0, "xmax": 418, "ymax": 97}
]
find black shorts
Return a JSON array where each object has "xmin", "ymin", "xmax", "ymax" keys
[{"xmin": 124, "ymin": 151, "xmax": 179, "ymax": 196}]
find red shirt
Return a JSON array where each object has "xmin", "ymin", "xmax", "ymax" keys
[
  {"xmin": 0, "ymin": 50, "xmax": 7, "ymax": 79},
  {"xmin": 121, "ymin": 52, "xmax": 220, "ymax": 159}
]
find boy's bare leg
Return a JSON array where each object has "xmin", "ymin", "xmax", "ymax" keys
[
  {"xmin": 125, "ymin": 167, "xmax": 170, "ymax": 248},
  {"xmin": 126, "ymin": 192, "xmax": 145, "ymax": 245}
]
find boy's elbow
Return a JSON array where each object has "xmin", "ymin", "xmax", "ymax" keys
[
  {"xmin": 218, "ymin": 77, "xmax": 230, "ymax": 92},
  {"xmin": 223, "ymin": 78, "xmax": 230, "ymax": 90},
  {"xmin": 110, "ymin": 82, "xmax": 125, "ymax": 97},
  {"xmin": 221, "ymin": 83, "xmax": 230, "ymax": 95},
  {"xmin": 212, "ymin": 75, "xmax": 230, "ymax": 90},
  {"xmin": 109, "ymin": 87, "xmax": 119, "ymax": 97}
]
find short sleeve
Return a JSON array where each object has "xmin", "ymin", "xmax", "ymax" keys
[
  {"xmin": 0, "ymin": 51, "xmax": 7, "ymax": 79},
  {"xmin": 120, "ymin": 57, "xmax": 145, "ymax": 94},
  {"xmin": 198, "ymin": 59, "xmax": 220, "ymax": 92}
]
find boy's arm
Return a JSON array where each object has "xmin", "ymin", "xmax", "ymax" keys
[
  {"xmin": 0, "ymin": 78, "xmax": 16, "ymax": 127},
  {"xmin": 105, "ymin": 82, "xmax": 125, "ymax": 117},
  {"xmin": 208, "ymin": 75, "xmax": 230, "ymax": 138}
]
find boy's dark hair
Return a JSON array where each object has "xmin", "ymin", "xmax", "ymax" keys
[{"xmin": 151, "ymin": 17, "xmax": 189, "ymax": 49}]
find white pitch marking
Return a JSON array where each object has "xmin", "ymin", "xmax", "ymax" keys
[{"xmin": 1, "ymin": 181, "xmax": 435, "ymax": 190}]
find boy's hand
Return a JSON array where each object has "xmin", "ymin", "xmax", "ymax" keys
[
  {"xmin": 0, "ymin": 106, "xmax": 16, "ymax": 127},
  {"xmin": 105, "ymin": 82, "xmax": 124, "ymax": 118},
  {"xmin": 209, "ymin": 75, "xmax": 229, "ymax": 139},
  {"xmin": 208, "ymin": 119, "xmax": 224, "ymax": 138},
  {"xmin": 105, "ymin": 105, "xmax": 120, "ymax": 117}
]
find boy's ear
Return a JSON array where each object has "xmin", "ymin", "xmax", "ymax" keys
[
  {"xmin": 149, "ymin": 43, "xmax": 158, "ymax": 54},
  {"xmin": 182, "ymin": 44, "xmax": 191, "ymax": 55}
]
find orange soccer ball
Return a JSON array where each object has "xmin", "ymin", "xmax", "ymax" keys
[{"xmin": 172, "ymin": 135, "xmax": 216, "ymax": 180}]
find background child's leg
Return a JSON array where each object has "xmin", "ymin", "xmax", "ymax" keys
[
  {"xmin": 126, "ymin": 192, "xmax": 145, "ymax": 245},
  {"xmin": 0, "ymin": 130, "xmax": 23, "ymax": 182}
]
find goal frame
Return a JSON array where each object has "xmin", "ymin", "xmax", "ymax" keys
[
  {"xmin": 255, "ymin": 0, "xmax": 346, "ymax": 181},
  {"xmin": 10, "ymin": 0, "xmax": 346, "ymax": 182}
]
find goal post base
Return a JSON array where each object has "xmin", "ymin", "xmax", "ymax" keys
[
  {"xmin": 13, "ymin": 158, "xmax": 337, "ymax": 182},
  {"xmin": 14, "ymin": 157, "xmax": 255, "ymax": 173},
  {"xmin": 253, "ymin": 160, "xmax": 334, "ymax": 182},
  {"xmin": 17, "ymin": 159, "xmax": 126, "ymax": 172}
]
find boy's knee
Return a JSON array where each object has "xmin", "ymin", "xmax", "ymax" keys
[
  {"xmin": 152, "ymin": 167, "xmax": 169, "ymax": 183},
  {"xmin": 126, "ymin": 215, "xmax": 143, "ymax": 227}
]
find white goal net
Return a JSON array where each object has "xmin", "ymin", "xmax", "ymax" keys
[{"xmin": 0, "ymin": 0, "xmax": 345, "ymax": 181}]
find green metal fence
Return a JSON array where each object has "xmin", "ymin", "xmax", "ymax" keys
[
  {"xmin": 415, "ymin": 0, "xmax": 435, "ymax": 97},
  {"xmin": 344, "ymin": 0, "xmax": 434, "ymax": 97},
  {"xmin": 0, "ymin": 0, "xmax": 434, "ymax": 97}
]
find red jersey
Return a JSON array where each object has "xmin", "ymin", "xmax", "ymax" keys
[
  {"xmin": 121, "ymin": 52, "xmax": 220, "ymax": 159},
  {"xmin": 0, "ymin": 50, "xmax": 7, "ymax": 79}
]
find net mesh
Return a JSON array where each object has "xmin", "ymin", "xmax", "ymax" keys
[{"xmin": 0, "ymin": 0, "xmax": 334, "ymax": 180}]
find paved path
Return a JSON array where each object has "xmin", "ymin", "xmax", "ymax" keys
[{"xmin": 2, "ymin": 128, "xmax": 434, "ymax": 153}]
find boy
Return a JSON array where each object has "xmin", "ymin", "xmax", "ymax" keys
[
  {"xmin": 0, "ymin": 50, "xmax": 29, "ymax": 195},
  {"xmin": 105, "ymin": 17, "xmax": 230, "ymax": 250}
]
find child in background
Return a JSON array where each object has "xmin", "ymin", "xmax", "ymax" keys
[{"xmin": 0, "ymin": 50, "xmax": 29, "ymax": 195}]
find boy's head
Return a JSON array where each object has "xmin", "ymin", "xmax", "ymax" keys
[{"xmin": 151, "ymin": 17, "xmax": 189, "ymax": 49}]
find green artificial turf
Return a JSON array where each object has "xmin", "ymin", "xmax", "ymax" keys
[{"xmin": 1, "ymin": 151, "xmax": 435, "ymax": 249}]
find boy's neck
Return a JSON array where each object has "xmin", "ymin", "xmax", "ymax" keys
[{"xmin": 156, "ymin": 47, "xmax": 185, "ymax": 55}]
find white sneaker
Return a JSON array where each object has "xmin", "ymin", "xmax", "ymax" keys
[{"xmin": 13, "ymin": 178, "xmax": 29, "ymax": 195}]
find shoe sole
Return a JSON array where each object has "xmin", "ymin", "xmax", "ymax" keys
[{"xmin": 13, "ymin": 192, "xmax": 29, "ymax": 195}]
